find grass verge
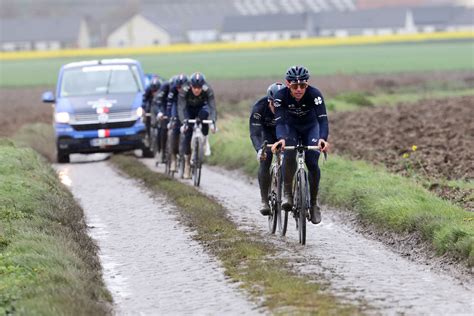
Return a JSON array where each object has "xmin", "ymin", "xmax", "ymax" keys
[
  {"xmin": 0, "ymin": 139, "xmax": 111, "ymax": 314},
  {"xmin": 110, "ymin": 154, "xmax": 363, "ymax": 314},
  {"xmin": 207, "ymin": 119, "xmax": 474, "ymax": 267}
]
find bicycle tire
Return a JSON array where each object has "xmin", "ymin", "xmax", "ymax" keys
[
  {"xmin": 165, "ymin": 153, "xmax": 170, "ymax": 175},
  {"xmin": 192, "ymin": 140, "xmax": 199, "ymax": 186},
  {"xmin": 194, "ymin": 162, "xmax": 202, "ymax": 187},
  {"xmin": 268, "ymin": 168, "xmax": 278, "ymax": 234},
  {"xmin": 178, "ymin": 155, "xmax": 185, "ymax": 179},
  {"xmin": 297, "ymin": 170, "xmax": 307, "ymax": 245},
  {"xmin": 151, "ymin": 127, "xmax": 158, "ymax": 157},
  {"xmin": 276, "ymin": 167, "xmax": 288, "ymax": 236}
]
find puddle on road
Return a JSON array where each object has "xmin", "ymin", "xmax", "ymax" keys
[
  {"xmin": 55, "ymin": 158, "xmax": 261, "ymax": 315},
  {"xmin": 143, "ymin": 159, "xmax": 474, "ymax": 315}
]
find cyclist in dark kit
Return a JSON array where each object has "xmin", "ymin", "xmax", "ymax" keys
[
  {"xmin": 152, "ymin": 77, "xmax": 172, "ymax": 163},
  {"xmin": 142, "ymin": 76, "xmax": 161, "ymax": 145},
  {"xmin": 167, "ymin": 74, "xmax": 188, "ymax": 172},
  {"xmin": 249, "ymin": 82, "xmax": 284, "ymax": 216},
  {"xmin": 177, "ymin": 72, "xmax": 217, "ymax": 179},
  {"xmin": 271, "ymin": 66, "xmax": 329, "ymax": 225}
]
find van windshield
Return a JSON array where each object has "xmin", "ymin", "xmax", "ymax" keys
[{"xmin": 60, "ymin": 64, "xmax": 144, "ymax": 97}]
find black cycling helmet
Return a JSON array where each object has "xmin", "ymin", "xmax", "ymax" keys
[
  {"xmin": 285, "ymin": 65, "xmax": 310, "ymax": 82},
  {"xmin": 267, "ymin": 82, "xmax": 284, "ymax": 101},
  {"xmin": 190, "ymin": 72, "xmax": 206, "ymax": 88},
  {"xmin": 149, "ymin": 77, "xmax": 161, "ymax": 92},
  {"xmin": 173, "ymin": 74, "xmax": 188, "ymax": 87}
]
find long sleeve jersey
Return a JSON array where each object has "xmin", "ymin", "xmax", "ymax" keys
[
  {"xmin": 273, "ymin": 86, "xmax": 329, "ymax": 141},
  {"xmin": 249, "ymin": 96, "xmax": 276, "ymax": 151},
  {"xmin": 177, "ymin": 84, "xmax": 217, "ymax": 122}
]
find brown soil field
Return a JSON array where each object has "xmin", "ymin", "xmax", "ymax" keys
[{"xmin": 330, "ymin": 96, "xmax": 474, "ymax": 210}]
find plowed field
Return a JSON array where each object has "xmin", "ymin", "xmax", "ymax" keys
[{"xmin": 330, "ymin": 96, "xmax": 473, "ymax": 210}]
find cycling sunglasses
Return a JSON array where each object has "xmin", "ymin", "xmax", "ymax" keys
[{"xmin": 289, "ymin": 82, "xmax": 308, "ymax": 90}]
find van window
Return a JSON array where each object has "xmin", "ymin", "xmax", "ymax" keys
[{"xmin": 60, "ymin": 64, "xmax": 143, "ymax": 97}]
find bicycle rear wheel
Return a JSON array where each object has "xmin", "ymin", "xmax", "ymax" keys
[{"xmin": 275, "ymin": 166, "xmax": 287, "ymax": 236}]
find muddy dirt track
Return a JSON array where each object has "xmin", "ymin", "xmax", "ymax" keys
[{"xmin": 142, "ymin": 159, "xmax": 474, "ymax": 315}]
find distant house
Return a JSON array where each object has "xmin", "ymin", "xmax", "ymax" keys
[
  {"xmin": 106, "ymin": 14, "xmax": 172, "ymax": 47},
  {"xmin": 447, "ymin": 8, "xmax": 474, "ymax": 31},
  {"xmin": 0, "ymin": 17, "xmax": 90, "ymax": 51},
  {"xmin": 220, "ymin": 14, "xmax": 310, "ymax": 42},
  {"xmin": 314, "ymin": 7, "xmax": 416, "ymax": 37},
  {"xmin": 412, "ymin": 6, "xmax": 472, "ymax": 32}
]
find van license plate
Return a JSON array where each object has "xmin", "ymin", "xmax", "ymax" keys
[{"xmin": 90, "ymin": 137, "xmax": 119, "ymax": 147}]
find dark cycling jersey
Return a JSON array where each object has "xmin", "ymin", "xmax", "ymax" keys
[
  {"xmin": 153, "ymin": 81, "xmax": 170, "ymax": 115},
  {"xmin": 177, "ymin": 84, "xmax": 217, "ymax": 122},
  {"xmin": 249, "ymin": 96, "xmax": 276, "ymax": 151},
  {"xmin": 273, "ymin": 86, "xmax": 328, "ymax": 141}
]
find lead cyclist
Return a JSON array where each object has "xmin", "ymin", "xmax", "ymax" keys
[{"xmin": 272, "ymin": 66, "xmax": 329, "ymax": 225}]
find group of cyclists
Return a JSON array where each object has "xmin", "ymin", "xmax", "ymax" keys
[
  {"xmin": 141, "ymin": 72, "xmax": 217, "ymax": 180},
  {"xmin": 250, "ymin": 65, "xmax": 329, "ymax": 225},
  {"xmin": 142, "ymin": 65, "xmax": 329, "ymax": 225}
]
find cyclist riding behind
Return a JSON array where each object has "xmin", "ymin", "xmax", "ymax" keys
[
  {"xmin": 271, "ymin": 66, "xmax": 329, "ymax": 225},
  {"xmin": 249, "ymin": 82, "xmax": 285, "ymax": 216},
  {"xmin": 142, "ymin": 76, "xmax": 161, "ymax": 145},
  {"xmin": 167, "ymin": 74, "xmax": 188, "ymax": 172},
  {"xmin": 177, "ymin": 72, "xmax": 217, "ymax": 179},
  {"xmin": 152, "ymin": 77, "xmax": 172, "ymax": 162}
]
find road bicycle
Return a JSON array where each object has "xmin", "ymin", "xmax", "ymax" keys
[
  {"xmin": 164, "ymin": 117, "xmax": 180, "ymax": 178},
  {"xmin": 153, "ymin": 114, "xmax": 169, "ymax": 166},
  {"xmin": 186, "ymin": 119, "xmax": 214, "ymax": 187},
  {"xmin": 281, "ymin": 141, "xmax": 323, "ymax": 245},
  {"xmin": 261, "ymin": 141, "xmax": 285, "ymax": 235},
  {"xmin": 156, "ymin": 115, "xmax": 169, "ymax": 165}
]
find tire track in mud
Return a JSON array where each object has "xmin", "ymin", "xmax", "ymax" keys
[
  {"xmin": 143, "ymin": 159, "xmax": 474, "ymax": 315},
  {"xmin": 54, "ymin": 154, "xmax": 262, "ymax": 315}
]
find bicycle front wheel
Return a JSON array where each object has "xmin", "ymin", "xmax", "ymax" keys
[
  {"xmin": 192, "ymin": 140, "xmax": 202, "ymax": 187},
  {"xmin": 297, "ymin": 169, "xmax": 309, "ymax": 245},
  {"xmin": 268, "ymin": 167, "xmax": 278, "ymax": 234}
]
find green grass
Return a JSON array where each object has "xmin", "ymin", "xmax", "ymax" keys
[
  {"xmin": 111, "ymin": 154, "xmax": 363, "ymax": 314},
  {"xmin": 0, "ymin": 139, "xmax": 111, "ymax": 314},
  {"xmin": 1, "ymin": 41, "xmax": 473, "ymax": 87},
  {"xmin": 207, "ymin": 118, "xmax": 474, "ymax": 267},
  {"xmin": 12, "ymin": 123, "xmax": 55, "ymax": 162},
  {"xmin": 326, "ymin": 87, "xmax": 474, "ymax": 112}
]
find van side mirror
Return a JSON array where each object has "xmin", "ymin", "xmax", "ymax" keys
[{"xmin": 42, "ymin": 91, "xmax": 55, "ymax": 103}]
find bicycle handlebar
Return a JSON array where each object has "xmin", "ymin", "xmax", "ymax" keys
[
  {"xmin": 284, "ymin": 145, "xmax": 321, "ymax": 151},
  {"xmin": 187, "ymin": 119, "xmax": 214, "ymax": 124},
  {"xmin": 265, "ymin": 143, "xmax": 321, "ymax": 151}
]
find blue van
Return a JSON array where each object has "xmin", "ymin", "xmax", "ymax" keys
[{"xmin": 42, "ymin": 58, "xmax": 153, "ymax": 163}]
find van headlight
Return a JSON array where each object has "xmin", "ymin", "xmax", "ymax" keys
[
  {"xmin": 55, "ymin": 112, "xmax": 70, "ymax": 123},
  {"xmin": 136, "ymin": 107, "xmax": 144, "ymax": 118}
]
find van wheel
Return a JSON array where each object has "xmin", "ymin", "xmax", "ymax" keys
[
  {"xmin": 142, "ymin": 146, "xmax": 154, "ymax": 158},
  {"xmin": 57, "ymin": 150, "xmax": 70, "ymax": 163}
]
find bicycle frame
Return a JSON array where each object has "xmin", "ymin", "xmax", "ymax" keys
[
  {"xmin": 284, "ymin": 141, "xmax": 320, "ymax": 245},
  {"xmin": 187, "ymin": 119, "xmax": 213, "ymax": 186}
]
